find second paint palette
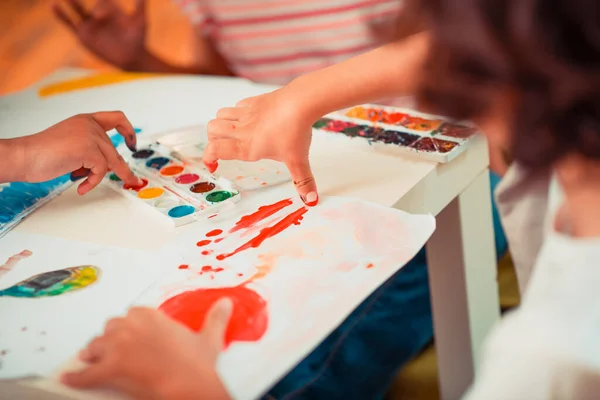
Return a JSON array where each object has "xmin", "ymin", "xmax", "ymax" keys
[{"xmin": 314, "ymin": 104, "xmax": 481, "ymax": 163}]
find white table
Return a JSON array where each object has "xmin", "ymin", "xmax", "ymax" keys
[{"xmin": 1, "ymin": 69, "xmax": 500, "ymax": 400}]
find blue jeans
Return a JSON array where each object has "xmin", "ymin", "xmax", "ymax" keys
[{"xmin": 265, "ymin": 172, "xmax": 507, "ymax": 400}]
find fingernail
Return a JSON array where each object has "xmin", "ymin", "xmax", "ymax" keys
[
  {"xmin": 303, "ymin": 192, "xmax": 318, "ymax": 207},
  {"xmin": 126, "ymin": 134, "xmax": 137, "ymax": 152},
  {"xmin": 220, "ymin": 298, "xmax": 233, "ymax": 315}
]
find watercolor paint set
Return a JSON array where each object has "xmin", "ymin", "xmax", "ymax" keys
[
  {"xmin": 105, "ymin": 140, "xmax": 241, "ymax": 227},
  {"xmin": 312, "ymin": 104, "xmax": 480, "ymax": 163},
  {"xmin": 150, "ymin": 125, "xmax": 291, "ymax": 191}
]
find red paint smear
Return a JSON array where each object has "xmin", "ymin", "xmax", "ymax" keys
[
  {"xmin": 208, "ymin": 214, "xmax": 218, "ymax": 219},
  {"xmin": 196, "ymin": 240, "xmax": 212, "ymax": 247},
  {"xmin": 178, "ymin": 264, "xmax": 189, "ymax": 270},
  {"xmin": 159, "ymin": 286, "xmax": 268, "ymax": 348},
  {"xmin": 201, "ymin": 266, "xmax": 224, "ymax": 273},
  {"xmin": 366, "ymin": 263, "xmax": 374, "ymax": 269},
  {"xmin": 237, "ymin": 273, "xmax": 243, "ymax": 277},
  {"xmin": 217, "ymin": 206, "xmax": 308, "ymax": 260},
  {"xmin": 206, "ymin": 229, "xmax": 223, "ymax": 237},
  {"xmin": 201, "ymin": 250, "xmax": 213, "ymax": 256},
  {"xmin": 215, "ymin": 238, "xmax": 224, "ymax": 243},
  {"xmin": 229, "ymin": 198, "xmax": 293, "ymax": 234},
  {"xmin": 123, "ymin": 178, "xmax": 148, "ymax": 191}
]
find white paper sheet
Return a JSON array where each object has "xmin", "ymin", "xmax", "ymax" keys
[
  {"xmin": 133, "ymin": 185, "xmax": 436, "ymax": 400},
  {"xmin": 0, "ymin": 233, "xmax": 163, "ymax": 379}
]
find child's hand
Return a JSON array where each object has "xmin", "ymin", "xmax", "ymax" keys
[
  {"xmin": 16, "ymin": 112, "xmax": 142, "ymax": 195},
  {"xmin": 62, "ymin": 300, "xmax": 232, "ymax": 400},
  {"xmin": 204, "ymin": 89, "xmax": 319, "ymax": 206},
  {"xmin": 556, "ymin": 155, "xmax": 600, "ymax": 238},
  {"xmin": 53, "ymin": 0, "xmax": 146, "ymax": 70}
]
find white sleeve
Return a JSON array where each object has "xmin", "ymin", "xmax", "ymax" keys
[{"xmin": 464, "ymin": 231, "xmax": 600, "ymax": 400}]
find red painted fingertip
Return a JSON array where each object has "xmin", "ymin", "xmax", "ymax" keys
[
  {"xmin": 302, "ymin": 192, "xmax": 319, "ymax": 207},
  {"xmin": 205, "ymin": 161, "xmax": 219, "ymax": 173}
]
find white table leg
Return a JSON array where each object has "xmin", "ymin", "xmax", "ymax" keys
[{"xmin": 426, "ymin": 168, "xmax": 500, "ymax": 400}]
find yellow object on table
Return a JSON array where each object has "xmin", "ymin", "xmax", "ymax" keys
[{"xmin": 38, "ymin": 72, "xmax": 165, "ymax": 97}]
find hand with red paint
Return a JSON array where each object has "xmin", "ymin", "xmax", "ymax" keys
[
  {"xmin": 62, "ymin": 300, "xmax": 232, "ymax": 400},
  {"xmin": 0, "ymin": 112, "xmax": 143, "ymax": 194},
  {"xmin": 204, "ymin": 87, "xmax": 319, "ymax": 207},
  {"xmin": 204, "ymin": 37, "xmax": 430, "ymax": 207}
]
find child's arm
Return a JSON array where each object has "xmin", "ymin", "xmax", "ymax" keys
[
  {"xmin": 285, "ymin": 32, "xmax": 430, "ymax": 122},
  {"xmin": 203, "ymin": 33, "xmax": 430, "ymax": 204},
  {"xmin": 0, "ymin": 112, "xmax": 143, "ymax": 194},
  {"xmin": 62, "ymin": 300, "xmax": 233, "ymax": 400},
  {"xmin": 53, "ymin": 0, "xmax": 231, "ymax": 76}
]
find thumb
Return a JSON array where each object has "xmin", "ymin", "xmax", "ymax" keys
[
  {"xmin": 287, "ymin": 158, "xmax": 318, "ymax": 207},
  {"xmin": 202, "ymin": 298, "xmax": 233, "ymax": 350},
  {"xmin": 61, "ymin": 362, "xmax": 113, "ymax": 389}
]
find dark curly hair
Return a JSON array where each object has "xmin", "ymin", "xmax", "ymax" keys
[{"xmin": 414, "ymin": 0, "xmax": 600, "ymax": 170}]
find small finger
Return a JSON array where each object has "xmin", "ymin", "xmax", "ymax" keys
[
  {"xmin": 287, "ymin": 158, "xmax": 319, "ymax": 206},
  {"xmin": 70, "ymin": 167, "xmax": 90, "ymax": 182},
  {"xmin": 79, "ymin": 337, "xmax": 105, "ymax": 363},
  {"xmin": 202, "ymin": 142, "xmax": 219, "ymax": 173},
  {"xmin": 77, "ymin": 151, "xmax": 108, "ymax": 195},
  {"xmin": 96, "ymin": 140, "xmax": 142, "ymax": 188},
  {"xmin": 91, "ymin": 0, "xmax": 116, "ymax": 20},
  {"xmin": 202, "ymin": 139, "xmax": 244, "ymax": 172},
  {"xmin": 134, "ymin": 0, "xmax": 146, "ymax": 16},
  {"xmin": 202, "ymin": 298, "xmax": 233, "ymax": 350},
  {"xmin": 67, "ymin": 0, "xmax": 90, "ymax": 20},
  {"xmin": 90, "ymin": 111, "xmax": 137, "ymax": 152},
  {"xmin": 52, "ymin": 3, "xmax": 77, "ymax": 31},
  {"xmin": 103, "ymin": 317, "xmax": 127, "ymax": 335},
  {"xmin": 207, "ymin": 119, "xmax": 239, "ymax": 139},
  {"xmin": 216, "ymin": 107, "xmax": 242, "ymax": 121},
  {"xmin": 236, "ymin": 96, "xmax": 257, "ymax": 107},
  {"xmin": 61, "ymin": 361, "xmax": 114, "ymax": 389}
]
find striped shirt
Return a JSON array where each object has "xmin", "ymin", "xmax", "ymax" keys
[{"xmin": 174, "ymin": 0, "xmax": 404, "ymax": 85}]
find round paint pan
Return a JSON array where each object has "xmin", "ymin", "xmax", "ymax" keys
[
  {"xmin": 205, "ymin": 190, "xmax": 234, "ymax": 204},
  {"xmin": 168, "ymin": 205, "xmax": 196, "ymax": 219},
  {"xmin": 123, "ymin": 178, "xmax": 148, "ymax": 192},
  {"xmin": 160, "ymin": 165, "xmax": 185, "ymax": 177},
  {"xmin": 175, "ymin": 173, "xmax": 200, "ymax": 185},
  {"xmin": 137, "ymin": 187, "xmax": 164, "ymax": 201},
  {"xmin": 146, "ymin": 157, "xmax": 171, "ymax": 170},
  {"xmin": 189, "ymin": 181, "xmax": 216, "ymax": 195},
  {"xmin": 132, "ymin": 149, "xmax": 155, "ymax": 159}
]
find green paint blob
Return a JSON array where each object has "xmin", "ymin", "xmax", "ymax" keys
[
  {"xmin": 206, "ymin": 191, "xmax": 234, "ymax": 203},
  {"xmin": 109, "ymin": 173, "xmax": 121, "ymax": 181},
  {"xmin": 312, "ymin": 119, "xmax": 329, "ymax": 129}
]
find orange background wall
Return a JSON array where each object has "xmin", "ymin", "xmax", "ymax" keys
[{"xmin": 0, "ymin": 0, "xmax": 194, "ymax": 95}]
